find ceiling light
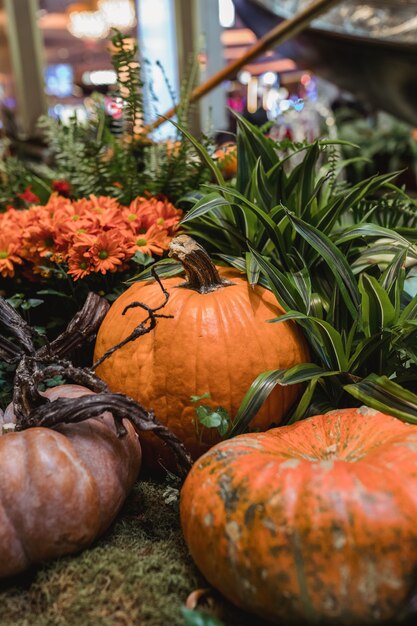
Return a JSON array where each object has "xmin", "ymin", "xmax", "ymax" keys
[
  {"xmin": 98, "ymin": 0, "xmax": 136, "ymax": 30},
  {"xmin": 67, "ymin": 3, "xmax": 109, "ymax": 40}
]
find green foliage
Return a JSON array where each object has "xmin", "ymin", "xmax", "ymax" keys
[
  {"xmin": 191, "ymin": 393, "xmax": 232, "ymax": 438},
  {"xmin": 178, "ymin": 114, "xmax": 417, "ymax": 428},
  {"xmin": 35, "ymin": 32, "xmax": 211, "ymax": 206},
  {"xmin": 111, "ymin": 30, "xmax": 144, "ymax": 132},
  {"xmin": 182, "ymin": 608, "xmax": 225, "ymax": 626},
  {"xmin": 0, "ymin": 361, "xmax": 14, "ymax": 410}
]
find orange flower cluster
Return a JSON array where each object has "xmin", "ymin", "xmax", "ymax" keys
[{"xmin": 0, "ymin": 194, "xmax": 182, "ymax": 280}]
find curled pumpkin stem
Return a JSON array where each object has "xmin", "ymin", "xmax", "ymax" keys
[{"xmin": 92, "ymin": 267, "xmax": 173, "ymax": 370}]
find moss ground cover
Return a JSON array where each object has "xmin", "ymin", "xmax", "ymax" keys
[{"xmin": 0, "ymin": 481, "xmax": 268, "ymax": 626}]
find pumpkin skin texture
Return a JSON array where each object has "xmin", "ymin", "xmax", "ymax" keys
[
  {"xmin": 180, "ymin": 407, "xmax": 417, "ymax": 625},
  {"xmin": 0, "ymin": 384, "xmax": 141, "ymax": 579},
  {"xmin": 94, "ymin": 265, "xmax": 309, "ymax": 470}
]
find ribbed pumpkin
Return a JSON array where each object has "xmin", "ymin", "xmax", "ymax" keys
[
  {"xmin": 94, "ymin": 235, "xmax": 309, "ymax": 470},
  {"xmin": 180, "ymin": 407, "xmax": 417, "ymax": 625},
  {"xmin": 0, "ymin": 384, "xmax": 141, "ymax": 579}
]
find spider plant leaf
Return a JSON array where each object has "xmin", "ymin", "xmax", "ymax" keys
[
  {"xmin": 336, "ymin": 223, "xmax": 411, "ymax": 247},
  {"xmin": 271, "ymin": 311, "xmax": 348, "ymax": 372},
  {"xmin": 228, "ymin": 364, "xmax": 340, "ymax": 437},
  {"xmin": 344, "ymin": 375, "xmax": 417, "ymax": 424},
  {"xmin": 126, "ymin": 259, "xmax": 183, "ymax": 283},
  {"xmin": 234, "ymin": 111, "xmax": 277, "ymax": 169},
  {"xmin": 180, "ymin": 192, "xmax": 232, "ymax": 224},
  {"xmin": 285, "ymin": 212, "xmax": 360, "ymax": 319},
  {"xmin": 399, "ymin": 292, "xmax": 417, "ymax": 322},
  {"xmin": 251, "ymin": 157, "xmax": 273, "ymax": 209},
  {"xmin": 359, "ymin": 274, "xmax": 396, "ymax": 338},
  {"xmin": 168, "ymin": 118, "xmax": 226, "ymax": 187},
  {"xmin": 248, "ymin": 248, "xmax": 305, "ymax": 312},
  {"xmin": 245, "ymin": 251, "xmax": 260, "ymax": 286},
  {"xmin": 210, "ymin": 186, "xmax": 287, "ymax": 260}
]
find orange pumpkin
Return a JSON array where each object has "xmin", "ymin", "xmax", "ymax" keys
[
  {"xmin": 0, "ymin": 384, "xmax": 141, "ymax": 579},
  {"xmin": 95, "ymin": 235, "xmax": 309, "ymax": 470},
  {"xmin": 180, "ymin": 407, "xmax": 417, "ymax": 625}
]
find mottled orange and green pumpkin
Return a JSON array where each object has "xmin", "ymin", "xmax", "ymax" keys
[
  {"xmin": 180, "ymin": 407, "xmax": 417, "ymax": 625},
  {"xmin": 94, "ymin": 235, "xmax": 309, "ymax": 470}
]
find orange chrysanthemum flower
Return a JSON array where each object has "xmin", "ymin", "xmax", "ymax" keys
[
  {"xmin": 84, "ymin": 231, "xmax": 131, "ymax": 274},
  {"xmin": 128, "ymin": 196, "xmax": 183, "ymax": 235},
  {"xmin": 133, "ymin": 224, "xmax": 171, "ymax": 256},
  {"xmin": 67, "ymin": 248, "xmax": 94, "ymax": 280},
  {"xmin": 0, "ymin": 235, "xmax": 24, "ymax": 278},
  {"xmin": 2, "ymin": 192, "xmax": 179, "ymax": 280}
]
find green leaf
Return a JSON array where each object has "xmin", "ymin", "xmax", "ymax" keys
[
  {"xmin": 270, "ymin": 311, "xmax": 348, "ymax": 372},
  {"xmin": 228, "ymin": 364, "xmax": 339, "ymax": 437},
  {"xmin": 210, "ymin": 185, "xmax": 287, "ymax": 258},
  {"xmin": 285, "ymin": 212, "xmax": 360, "ymax": 318},
  {"xmin": 249, "ymin": 248, "xmax": 305, "ymax": 312},
  {"xmin": 180, "ymin": 192, "xmax": 232, "ymax": 224},
  {"xmin": 182, "ymin": 608, "xmax": 225, "ymax": 626},
  {"xmin": 245, "ymin": 251, "xmax": 260, "ymax": 286},
  {"xmin": 168, "ymin": 119, "xmax": 226, "ymax": 188},
  {"xmin": 125, "ymin": 259, "xmax": 183, "ymax": 283},
  {"xmin": 196, "ymin": 405, "xmax": 231, "ymax": 436},
  {"xmin": 216, "ymin": 254, "xmax": 246, "ymax": 273},
  {"xmin": 234, "ymin": 111, "xmax": 277, "ymax": 172},
  {"xmin": 37, "ymin": 289, "xmax": 70, "ymax": 298},
  {"xmin": 190, "ymin": 392, "xmax": 211, "ymax": 403},
  {"xmin": 336, "ymin": 223, "xmax": 412, "ymax": 247},
  {"xmin": 358, "ymin": 274, "xmax": 396, "ymax": 337},
  {"xmin": 299, "ymin": 141, "xmax": 321, "ymax": 214},
  {"xmin": 381, "ymin": 247, "xmax": 407, "ymax": 317},
  {"xmin": 400, "ymin": 291, "xmax": 417, "ymax": 322},
  {"xmin": 344, "ymin": 375, "xmax": 417, "ymax": 424},
  {"xmin": 286, "ymin": 378, "xmax": 320, "ymax": 424}
]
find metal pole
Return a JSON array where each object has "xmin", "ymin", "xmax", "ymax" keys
[
  {"xmin": 4, "ymin": 0, "xmax": 47, "ymax": 139},
  {"xmin": 146, "ymin": 0, "xmax": 342, "ymax": 132}
]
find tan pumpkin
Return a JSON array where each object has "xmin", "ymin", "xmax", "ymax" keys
[
  {"xmin": 180, "ymin": 407, "xmax": 417, "ymax": 625},
  {"xmin": 0, "ymin": 384, "xmax": 141, "ymax": 579},
  {"xmin": 94, "ymin": 235, "xmax": 310, "ymax": 470}
]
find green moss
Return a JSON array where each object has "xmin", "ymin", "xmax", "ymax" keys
[{"xmin": 0, "ymin": 481, "xmax": 264, "ymax": 626}]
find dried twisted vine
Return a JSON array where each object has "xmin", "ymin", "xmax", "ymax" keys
[
  {"xmin": 92, "ymin": 268, "xmax": 173, "ymax": 370},
  {"xmin": 0, "ymin": 280, "xmax": 192, "ymax": 476}
]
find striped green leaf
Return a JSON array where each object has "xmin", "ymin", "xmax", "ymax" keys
[
  {"xmin": 168, "ymin": 119, "xmax": 226, "ymax": 188},
  {"xmin": 358, "ymin": 274, "xmax": 396, "ymax": 337},
  {"xmin": 344, "ymin": 375, "xmax": 417, "ymax": 424},
  {"xmin": 285, "ymin": 212, "xmax": 360, "ymax": 318},
  {"xmin": 249, "ymin": 248, "xmax": 305, "ymax": 312},
  {"xmin": 245, "ymin": 251, "xmax": 260, "ymax": 286},
  {"xmin": 336, "ymin": 223, "xmax": 411, "ymax": 247},
  {"xmin": 180, "ymin": 192, "xmax": 232, "ymax": 224},
  {"xmin": 270, "ymin": 311, "xmax": 348, "ymax": 372},
  {"xmin": 125, "ymin": 259, "xmax": 183, "ymax": 283},
  {"xmin": 229, "ymin": 364, "xmax": 339, "ymax": 437}
]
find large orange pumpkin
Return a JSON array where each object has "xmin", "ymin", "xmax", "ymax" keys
[
  {"xmin": 0, "ymin": 384, "xmax": 141, "ymax": 579},
  {"xmin": 95, "ymin": 235, "xmax": 309, "ymax": 470},
  {"xmin": 180, "ymin": 407, "xmax": 417, "ymax": 625}
]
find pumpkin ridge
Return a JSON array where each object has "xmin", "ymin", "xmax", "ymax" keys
[
  {"xmin": 213, "ymin": 293, "xmax": 232, "ymax": 421},
  {"xmin": 27, "ymin": 429, "xmax": 100, "ymax": 553},
  {"xmin": 4, "ymin": 434, "xmax": 34, "ymax": 568},
  {"xmin": 0, "ymin": 474, "xmax": 29, "ymax": 573}
]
